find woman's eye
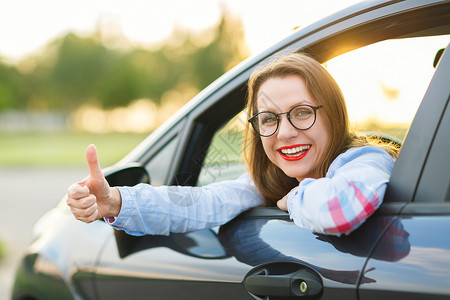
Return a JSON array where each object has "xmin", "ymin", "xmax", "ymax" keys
[
  {"xmin": 261, "ymin": 114, "xmax": 277, "ymax": 125},
  {"xmin": 293, "ymin": 108, "xmax": 312, "ymax": 119}
]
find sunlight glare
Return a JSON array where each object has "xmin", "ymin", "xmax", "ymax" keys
[{"xmin": 326, "ymin": 35, "xmax": 449, "ymax": 128}]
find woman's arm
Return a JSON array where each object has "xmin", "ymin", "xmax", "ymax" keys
[
  {"xmin": 67, "ymin": 144, "xmax": 263, "ymax": 236},
  {"xmin": 107, "ymin": 173, "xmax": 264, "ymax": 236},
  {"xmin": 285, "ymin": 146, "xmax": 395, "ymax": 236}
]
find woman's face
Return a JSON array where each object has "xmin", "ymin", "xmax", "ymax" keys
[{"xmin": 257, "ymin": 75, "xmax": 331, "ymax": 181}]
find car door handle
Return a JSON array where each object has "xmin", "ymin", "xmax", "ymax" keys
[{"xmin": 243, "ymin": 262, "xmax": 323, "ymax": 299}]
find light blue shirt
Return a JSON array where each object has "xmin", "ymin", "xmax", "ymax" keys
[
  {"xmin": 108, "ymin": 146, "xmax": 395, "ymax": 236},
  {"xmin": 109, "ymin": 172, "xmax": 263, "ymax": 236}
]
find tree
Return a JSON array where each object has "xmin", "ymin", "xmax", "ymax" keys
[
  {"xmin": 48, "ymin": 33, "xmax": 115, "ymax": 109},
  {"xmin": 0, "ymin": 10, "xmax": 249, "ymax": 111},
  {"xmin": 0, "ymin": 64, "xmax": 26, "ymax": 109},
  {"xmin": 191, "ymin": 12, "xmax": 249, "ymax": 89}
]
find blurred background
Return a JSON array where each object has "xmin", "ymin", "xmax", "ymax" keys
[
  {"xmin": 0, "ymin": 0, "xmax": 362, "ymax": 167},
  {"xmin": 2, "ymin": 0, "xmax": 436, "ymax": 298}
]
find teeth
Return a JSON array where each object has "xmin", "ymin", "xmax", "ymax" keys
[{"xmin": 280, "ymin": 145, "xmax": 310, "ymax": 155}]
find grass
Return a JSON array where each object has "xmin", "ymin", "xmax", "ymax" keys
[
  {"xmin": 0, "ymin": 124, "xmax": 408, "ymax": 168},
  {"xmin": 0, "ymin": 131, "xmax": 149, "ymax": 167}
]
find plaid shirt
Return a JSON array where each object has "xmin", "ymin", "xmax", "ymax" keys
[{"xmin": 287, "ymin": 146, "xmax": 395, "ymax": 235}]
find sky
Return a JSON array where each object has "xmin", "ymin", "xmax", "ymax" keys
[{"xmin": 0, "ymin": 0, "xmax": 363, "ymax": 61}]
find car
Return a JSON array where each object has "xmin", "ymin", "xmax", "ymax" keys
[{"xmin": 12, "ymin": 0, "xmax": 450, "ymax": 299}]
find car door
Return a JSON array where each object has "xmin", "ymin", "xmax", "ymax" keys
[{"xmin": 358, "ymin": 46, "xmax": 450, "ymax": 300}]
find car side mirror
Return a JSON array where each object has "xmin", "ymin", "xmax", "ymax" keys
[
  {"xmin": 104, "ymin": 164, "xmax": 150, "ymax": 187},
  {"xmin": 114, "ymin": 229, "xmax": 230, "ymax": 260},
  {"xmin": 174, "ymin": 229, "xmax": 229, "ymax": 259}
]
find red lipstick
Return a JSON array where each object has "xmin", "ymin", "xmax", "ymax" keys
[{"xmin": 277, "ymin": 144, "xmax": 311, "ymax": 161}]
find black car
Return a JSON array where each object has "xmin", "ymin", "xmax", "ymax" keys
[{"xmin": 12, "ymin": 0, "xmax": 450, "ymax": 299}]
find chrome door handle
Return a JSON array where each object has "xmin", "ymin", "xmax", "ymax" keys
[{"xmin": 243, "ymin": 262, "xmax": 323, "ymax": 299}]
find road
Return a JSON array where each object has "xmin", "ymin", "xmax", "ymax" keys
[{"xmin": 0, "ymin": 167, "xmax": 87, "ymax": 300}]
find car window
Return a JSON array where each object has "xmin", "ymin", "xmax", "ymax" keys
[
  {"xmin": 197, "ymin": 111, "xmax": 247, "ymax": 186},
  {"xmin": 325, "ymin": 35, "xmax": 450, "ymax": 142},
  {"xmin": 197, "ymin": 35, "xmax": 450, "ymax": 186},
  {"xmin": 146, "ymin": 137, "xmax": 177, "ymax": 186}
]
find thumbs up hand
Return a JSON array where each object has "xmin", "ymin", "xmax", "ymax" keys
[{"xmin": 67, "ymin": 144, "xmax": 122, "ymax": 223}]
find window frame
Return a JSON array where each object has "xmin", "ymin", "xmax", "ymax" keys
[{"xmin": 169, "ymin": 81, "xmax": 250, "ymax": 186}]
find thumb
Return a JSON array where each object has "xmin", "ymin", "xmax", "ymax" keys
[{"xmin": 86, "ymin": 144, "xmax": 103, "ymax": 179}]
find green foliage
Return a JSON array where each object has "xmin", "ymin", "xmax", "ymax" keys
[
  {"xmin": 49, "ymin": 33, "xmax": 113, "ymax": 108},
  {"xmin": 0, "ymin": 239, "xmax": 5, "ymax": 260},
  {"xmin": 191, "ymin": 14, "xmax": 248, "ymax": 89},
  {"xmin": 0, "ymin": 11, "xmax": 249, "ymax": 111},
  {"xmin": 0, "ymin": 64, "xmax": 23, "ymax": 109}
]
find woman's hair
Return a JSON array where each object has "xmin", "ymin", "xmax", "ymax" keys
[{"xmin": 244, "ymin": 52, "xmax": 399, "ymax": 206}]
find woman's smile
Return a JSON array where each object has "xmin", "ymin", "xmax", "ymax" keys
[{"xmin": 277, "ymin": 144, "xmax": 311, "ymax": 161}]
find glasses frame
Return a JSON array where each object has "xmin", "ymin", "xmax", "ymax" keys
[{"xmin": 248, "ymin": 104, "xmax": 323, "ymax": 137}]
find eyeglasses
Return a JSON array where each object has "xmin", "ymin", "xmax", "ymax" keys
[{"xmin": 248, "ymin": 104, "xmax": 323, "ymax": 137}]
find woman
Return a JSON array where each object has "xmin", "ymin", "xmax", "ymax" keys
[
  {"xmin": 67, "ymin": 52, "xmax": 399, "ymax": 236},
  {"xmin": 244, "ymin": 52, "xmax": 398, "ymax": 234}
]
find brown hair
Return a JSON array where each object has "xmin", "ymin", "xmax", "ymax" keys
[{"xmin": 244, "ymin": 52, "xmax": 399, "ymax": 206}]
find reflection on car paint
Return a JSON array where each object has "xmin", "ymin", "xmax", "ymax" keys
[{"xmin": 218, "ymin": 215, "xmax": 410, "ymax": 285}]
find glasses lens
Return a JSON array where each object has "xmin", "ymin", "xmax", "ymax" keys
[
  {"xmin": 289, "ymin": 106, "xmax": 315, "ymax": 130},
  {"xmin": 254, "ymin": 112, "xmax": 278, "ymax": 136}
]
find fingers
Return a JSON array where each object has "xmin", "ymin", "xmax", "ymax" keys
[
  {"xmin": 277, "ymin": 196, "xmax": 288, "ymax": 211},
  {"xmin": 66, "ymin": 194, "xmax": 100, "ymax": 223},
  {"xmin": 67, "ymin": 193, "xmax": 96, "ymax": 209},
  {"xmin": 86, "ymin": 144, "xmax": 103, "ymax": 180},
  {"xmin": 67, "ymin": 182, "xmax": 100, "ymax": 223},
  {"xmin": 69, "ymin": 203, "xmax": 100, "ymax": 223},
  {"xmin": 277, "ymin": 187, "xmax": 298, "ymax": 211},
  {"xmin": 67, "ymin": 182, "xmax": 90, "ymax": 199}
]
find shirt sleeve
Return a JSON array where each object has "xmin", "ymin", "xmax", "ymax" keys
[
  {"xmin": 286, "ymin": 146, "xmax": 395, "ymax": 236},
  {"xmin": 105, "ymin": 173, "xmax": 264, "ymax": 236}
]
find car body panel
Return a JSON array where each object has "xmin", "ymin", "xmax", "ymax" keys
[
  {"xmin": 13, "ymin": 205, "xmax": 111, "ymax": 300},
  {"xmin": 94, "ymin": 214, "xmax": 383, "ymax": 300},
  {"xmin": 360, "ymin": 215, "xmax": 450, "ymax": 299},
  {"xmin": 413, "ymin": 47, "xmax": 450, "ymax": 204}
]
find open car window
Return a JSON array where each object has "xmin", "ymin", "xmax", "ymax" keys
[
  {"xmin": 146, "ymin": 137, "xmax": 178, "ymax": 186},
  {"xmin": 326, "ymin": 35, "xmax": 450, "ymax": 142},
  {"xmin": 198, "ymin": 34, "xmax": 450, "ymax": 187}
]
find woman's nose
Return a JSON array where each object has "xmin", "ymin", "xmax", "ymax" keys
[{"xmin": 276, "ymin": 115, "xmax": 298, "ymax": 140}]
